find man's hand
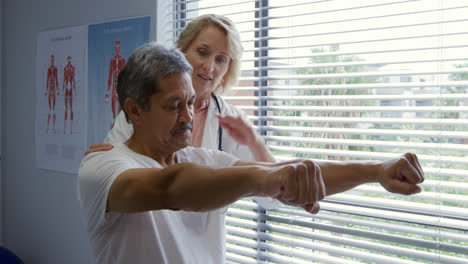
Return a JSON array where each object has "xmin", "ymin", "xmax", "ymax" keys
[
  {"xmin": 105, "ymin": 92, "xmax": 110, "ymax": 103},
  {"xmin": 259, "ymin": 160, "xmax": 326, "ymax": 214},
  {"xmin": 378, "ymin": 152, "xmax": 424, "ymax": 195},
  {"xmin": 84, "ymin": 143, "xmax": 113, "ymax": 156}
]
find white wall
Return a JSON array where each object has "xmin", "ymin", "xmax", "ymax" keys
[{"xmin": 2, "ymin": 0, "xmax": 169, "ymax": 262}]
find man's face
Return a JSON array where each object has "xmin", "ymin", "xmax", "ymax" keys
[
  {"xmin": 67, "ymin": 56, "xmax": 71, "ymax": 64},
  {"xmin": 138, "ymin": 72, "xmax": 196, "ymax": 152}
]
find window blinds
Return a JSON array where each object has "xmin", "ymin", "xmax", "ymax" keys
[{"xmin": 173, "ymin": 0, "xmax": 468, "ymax": 263}]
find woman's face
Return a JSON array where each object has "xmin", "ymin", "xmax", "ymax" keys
[{"xmin": 184, "ymin": 25, "xmax": 231, "ymax": 98}]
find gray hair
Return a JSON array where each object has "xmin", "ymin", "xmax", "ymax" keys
[{"xmin": 117, "ymin": 42, "xmax": 193, "ymax": 122}]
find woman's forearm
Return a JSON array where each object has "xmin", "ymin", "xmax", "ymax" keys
[{"xmin": 248, "ymin": 135, "xmax": 276, "ymax": 162}]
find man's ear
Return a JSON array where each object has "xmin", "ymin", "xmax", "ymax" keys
[{"xmin": 124, "ymin": 98, "xmax": 143, "ymax": 125}]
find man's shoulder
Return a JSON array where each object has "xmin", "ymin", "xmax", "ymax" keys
[
  {"xmin": 78, "ymin": 143, "xmax": 144, "ymax": 189},
  {"xmin": 81, "ymin": 143, "xmax": 130, "ymax": 166},
  {"xmin": 81, "ymin": 143, "xmax": 162, "ymax": 172}
]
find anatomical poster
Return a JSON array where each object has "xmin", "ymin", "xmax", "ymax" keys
[
  {"xmin": 35, "ymin": 25, "xmax": 87, "ymax": 174},
  {"xmin": 87, "ymin": 16, "xmax": 150, "ymax": 145}
]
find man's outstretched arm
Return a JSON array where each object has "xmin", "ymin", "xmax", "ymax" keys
[
  {"xmin": 237, "ymin": 152, "xmax": 424, "ymax": 198},
  {"xmin": 101, "ymin": 160, "xmax": 323, "ymax": 214},
  {"xmin": 80, "ymin": 152, "xmax": 422, "ymax": 215},
  {"xmin": 107, "ymin": 164, "xmax": 258, "ymax": 213}
]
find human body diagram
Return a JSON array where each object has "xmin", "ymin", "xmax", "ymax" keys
[
  {"xmin": 62, "ymin": 56, "xmax": 77, "ymax": 134},
  {"xmin": 44, "ymin": 54, "xmax": 79, "ymax": 135},
  {"xmin": 105, "ymin": 40, "xmax": 126, "ymax": 128},
  {"xmin": 45, "ymin": 55, "xmax": 59, "ymax": 134}
]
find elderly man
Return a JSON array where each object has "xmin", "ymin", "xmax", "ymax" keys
[{"xmin": 78, "ymin": 42, "xmax": 424, "ymax": 264}]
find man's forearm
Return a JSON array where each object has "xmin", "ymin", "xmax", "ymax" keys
[
  {"xmin": 236, "ymin": 159, "xmax": 380, "ymax": 196},
  {"xmin": 316, "ymin": 160, "xmax": 381, "ymax": 196}
]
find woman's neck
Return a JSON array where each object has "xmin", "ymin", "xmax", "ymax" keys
[
  {"xmin": 190, "ymin": 99, "xmax": 209, "ymax": 148},
  {"xmin": 194, "ymin": 90, "xmax": 212, "ymax": 110},
  {"xmin": 194, "ymin": 96, "xmax": 210, "ymax": 113}
]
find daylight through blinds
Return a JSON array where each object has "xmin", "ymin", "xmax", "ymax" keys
[{"xmin": 173, "ymin": 0, "xmax": 468, "ymax": 263}]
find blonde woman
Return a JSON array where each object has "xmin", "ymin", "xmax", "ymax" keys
[{"xmin": 91, "ymin": 14, "xmax": 275, "ymax": 164}]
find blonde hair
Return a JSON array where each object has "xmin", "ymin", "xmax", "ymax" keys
[{"xmin": 177, "ymin": 14, "xmax": 243, "ymax": 95}]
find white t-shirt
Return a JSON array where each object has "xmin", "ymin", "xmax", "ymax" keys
[{"xmin": 78, "ymin": 143, "xmax": 239, "ymax": 264}]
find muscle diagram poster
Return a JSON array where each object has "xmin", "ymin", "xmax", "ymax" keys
[
  {"xmin": 35, "ymin": 25, "xmax": 87, "ymax": 174},
  {"xmin": 87, "ymin": 16, "xmax": 150, "ymax": 145}
]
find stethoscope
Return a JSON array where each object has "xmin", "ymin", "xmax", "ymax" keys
[
  {"xmin": 213, "ymin": 94, "xmax": 229, "ymax": 215},
  {"xmin": 212, "ymin": 94, "xmax": 223, "ymax": 151}
]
